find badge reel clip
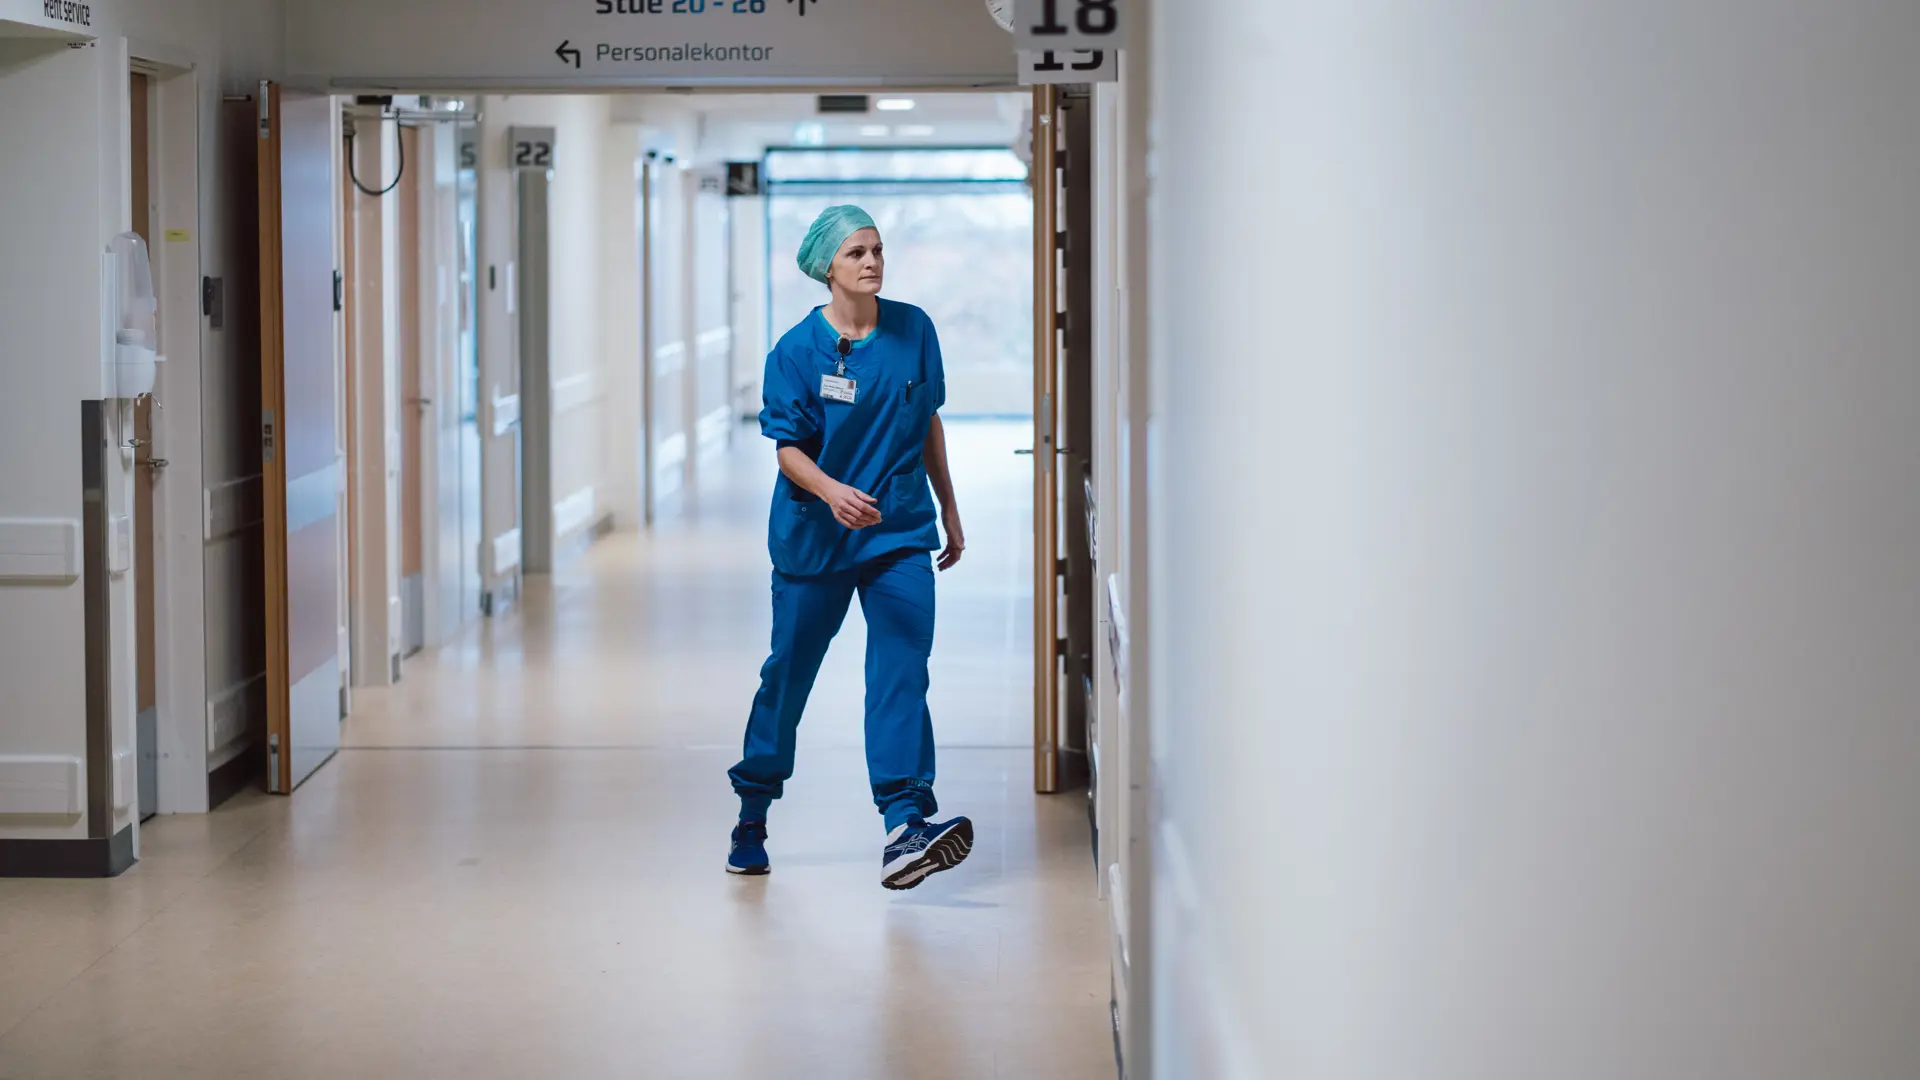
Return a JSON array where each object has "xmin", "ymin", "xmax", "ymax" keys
[{"xmin": 822, "ymin": 335, "xmax": 858, "ymax": 405}]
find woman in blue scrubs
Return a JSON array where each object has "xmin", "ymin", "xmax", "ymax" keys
[{"xmin": 726, "ymin": 205, "xmax": 974, "ymax": 891}]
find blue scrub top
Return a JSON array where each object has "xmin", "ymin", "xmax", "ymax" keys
[{"xmin": 760, "ymin": 298, "xmax": 947, "ymax": 578}]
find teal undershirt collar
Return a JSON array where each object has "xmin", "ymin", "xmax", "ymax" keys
[{"xmin": 817, "ymin": 307, "xmax": 880, "ymax": 349}]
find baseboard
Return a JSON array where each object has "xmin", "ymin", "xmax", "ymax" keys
[
  {"xmin": 0, "ymin": 824, "xmax": 136, "ymax": 878},
  {"xmin": 208, "ymin": 743, "xmax": 262, "ymax": 809}
]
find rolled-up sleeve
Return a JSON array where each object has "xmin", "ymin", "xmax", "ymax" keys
[{"xmin": 758, "ymin": 346, "xmax": 820, "ymax": 444}]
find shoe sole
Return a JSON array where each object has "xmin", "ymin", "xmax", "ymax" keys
[
  {"xmin": 881, "ymin": 819, "xmax": 974, "ymax": 891},
  {"xmin": 726, "ymin": 862, "xmax": 770, "ymax": 876}
]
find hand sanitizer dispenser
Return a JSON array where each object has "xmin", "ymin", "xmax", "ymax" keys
[{"xmin": 106, "ymin": 232, "xmax": 162, "ymax": 399}]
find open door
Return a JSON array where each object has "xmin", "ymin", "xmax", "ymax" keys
[
  {"xmin": 1029, "ymin": 85, "xmax": 1097, "ymax": 796},
  {"xmin": 691, "ymin": 174, "xmax": 733, "ymax": 468},
  {"xmin": 477, "ymin": 119, "xmax": 522, "ymax": 613},
  {"xmin": 258, "ymin": 82, "xmax": 345, "ymax": 793},
  {"xmin": 130, "ymin": 69, "xmax": 160, "ymax": 821},
  {"xmin": 397, "ymin": 123, "xmax": 428, "ymax": 655},
  {"xmin": 1030, "ymin": 85, "xmax": 1063, "ymax": 793},
  {"xmin": 450, "ymin": 122, "xmax": 484, "ymax": 628}
]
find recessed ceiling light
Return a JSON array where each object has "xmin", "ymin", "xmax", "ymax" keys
[
  {"xmin": 876, "ymin": 98, "xmax": 916, "ymax": 112},
  {"xmin": 899, "ymin": 124, "xmax": 936, "ymax": 138},
  {"xmin": 860, "ymin": 125, "xmax": 891, "ymax": 137}
]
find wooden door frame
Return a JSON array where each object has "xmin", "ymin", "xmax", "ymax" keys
[
  {"xmin": 259, "ymin": 81, "xmax": 292, "ymax": 794},
  {"xmin": 1031, "ymin": 84, "xmax": 1063, "ymax": 794}
]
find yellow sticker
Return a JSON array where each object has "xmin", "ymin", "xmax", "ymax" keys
[{"xmin": 163, "ymin": 229, "xmax": 191, "ymax": 243}]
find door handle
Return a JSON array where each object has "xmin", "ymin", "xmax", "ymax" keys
[{"xmin": 140, "ymin": 458, "xmax": 169, "ymax": 470}]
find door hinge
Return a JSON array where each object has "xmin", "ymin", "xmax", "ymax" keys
[
  {"xmin": 333, "ymin": 270, "xmax": 344, "ymax": 312},
  {"xmin": 1056, "ymin": 557, "xmax": 1069, "ymax": 579},
  {"xmin": 262, "ymin": 410, "xmax": 277, "ymax": 464},
  {"xmin": 257, "ymin": 81, "xmax": 271, "ymax": 140}
]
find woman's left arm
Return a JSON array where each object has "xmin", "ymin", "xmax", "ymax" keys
[{"xmin": 925, "ymin": 414, "xmax": 965, "ymax": 571}]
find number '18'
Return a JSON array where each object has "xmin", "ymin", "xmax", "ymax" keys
[{"xmin": 1031, "ymin": 0, "xmax": 1117, "ymax": 36}]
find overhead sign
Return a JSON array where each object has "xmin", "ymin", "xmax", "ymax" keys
[
  {"xmin": 287, "ymin": 0, "xmax": 1017, "ymax": 89},
  {"xmin": 724, "ymin": 161, "xmax": 761, "ymax": 196},
  {"xmin": 1013, "ymin": 0, "xmax": 1125, "ymax": 52},
  {"xmin": 509, "ymin": 127, "xmax": 556, "ymax": 171},
  {"xmin": 1018, "ymin": 48, "xmax": 1116, "ymax": 86},
  {"xmin": 0, "ymin": 0, "xmax": 101, "ymax": 37}
]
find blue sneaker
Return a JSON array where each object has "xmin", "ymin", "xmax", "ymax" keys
[
  {"xmin": 727, "ymin": 820, "xmax": 770, "ymax": 876},
  {"xmin": 881, "ymin": 815, "xmax": 973, "ymax": 891}
]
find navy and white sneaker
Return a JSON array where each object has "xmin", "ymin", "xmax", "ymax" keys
[
  {"xmin": 727, "ymin": 819, "xmax": 770, "ymax": 876},
  {"xmin": 881, "ymin": 815, "xmax": 973, "ymax": 891}
]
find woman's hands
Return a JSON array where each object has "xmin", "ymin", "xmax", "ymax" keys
[
  {"xmin": 938, "ymin": 507, "xmax": 966, "ymax": 571},
  {"xmin": 824, "ymin": 481, "xmax": 883, "ymax": 530}
]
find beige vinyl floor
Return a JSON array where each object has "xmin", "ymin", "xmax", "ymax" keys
[{"xmin": 0, "ymin": 422, "xmax": 1116, "ymax": 1080}]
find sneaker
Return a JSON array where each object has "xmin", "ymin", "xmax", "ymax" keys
[
  {"xmin": 880, "ymin": 815, "xmax": 973, "ymax": 891},
  {"xmin": 727, "ymin": 820, "xmax": 770, "ymax": 876}
]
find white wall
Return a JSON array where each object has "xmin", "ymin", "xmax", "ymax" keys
[
  {"xmin": 1, "ymin": 0, "xmax": 288, "ymax": 836},
  {"xmin": 1092, "ymin": 45, "xmax": 1155, "ymax": 1078},
  {"xmin": 599, "ymin": 123, "xmax": 644, "ymax": 530},
  {"xmin": 480, "ymin": 95, "xmax": 621, "ymax": 551},
  {"xmin": 728, "ymin": 194, "xmax": 766, "ymax": 420},
  {"xmin": 1151, "ymin": 3, "xmax": 1920, "ymax": 1078},
  {"xmin": 0, "ymin": 39, "xmax": 118, "ymax": 841}
]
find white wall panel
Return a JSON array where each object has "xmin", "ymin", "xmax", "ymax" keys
[{"xmin": 1152, "ymin": 3, "xmax": 1920, "ymax": 1078}]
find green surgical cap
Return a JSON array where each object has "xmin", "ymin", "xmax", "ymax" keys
[{"xmin": 797, "ymin": 204, "xmax": 878, "ymax": 285}]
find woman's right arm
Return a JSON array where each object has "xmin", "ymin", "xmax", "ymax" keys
[{"xmin": 779, "ymin": 446, "xmax": 882, "ymax": 530}]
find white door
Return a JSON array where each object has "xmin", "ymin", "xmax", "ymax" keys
[
  {"xmin": 476, "ymin": 118, "xmax": 522, "ymax": 613},
  {"xmin": 644, "ymin": 161, "xmax": 688, "ymax": 518},
  {"xmin": 258, "ymin": 83, "xmax": 346, "ymax": 792},
  {"xmin": 691, "ymin": 179, "xmax": 733, "ymax": 465}
]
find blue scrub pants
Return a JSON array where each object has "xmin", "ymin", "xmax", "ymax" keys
[{"xmin": 730, "ymin": 550, "xmax": 938, "ymax": 832}]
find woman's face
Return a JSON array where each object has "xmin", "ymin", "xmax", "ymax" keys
[{"xmin": 828, "ymin": 227, "xmax": 884, "ymax": 298}]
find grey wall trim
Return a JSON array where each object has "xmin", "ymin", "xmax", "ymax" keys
[
  {"xmin": 80, "ymin": 401, "xmax": 112, "ymax": 840},
  {"xmin": 517, "ymin": 168, "xmax": 553, "ymax": 573},
  {"xmin": 0, "ymin": 825, "xmax": 136, "ymax": 878},
  {"xmin": 285, "ymin": 458, "xmax": 341, "ymax": 534}
]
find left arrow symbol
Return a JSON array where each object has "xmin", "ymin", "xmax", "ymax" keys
[{"xmin": 557, "ymin": 40, "xmax": 582, "ymax": 69}]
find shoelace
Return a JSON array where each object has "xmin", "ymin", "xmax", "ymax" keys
[{"xmin": 735, "ymin": 822, "xmax": 767, "ymax": 847}]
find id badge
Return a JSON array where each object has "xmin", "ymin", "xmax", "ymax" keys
[{"xmin": 821, "ymin": 374, "xmax": 858, "ymax": 404}]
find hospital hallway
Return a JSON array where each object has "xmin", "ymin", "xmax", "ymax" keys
[{"xmin": 0, "ymin": 422, "xmax": 1118, "ymax": 1080}]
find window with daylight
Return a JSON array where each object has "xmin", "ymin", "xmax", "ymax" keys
[{"xmin": 765, "ymin": 148, "xmax": 1033, "ymax": 418}]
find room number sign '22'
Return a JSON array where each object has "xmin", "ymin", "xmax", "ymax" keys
[
  {"xmin": 510, "ymin": 128, "xmax": 557, "ymax": 171},
  {"xmin": 43, "ymin": 0, "xmax": 94, "ymax": 26},
  {"xmin": 1013, "ymin": 0, "xmax": 1125, "ymax": 51}
]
